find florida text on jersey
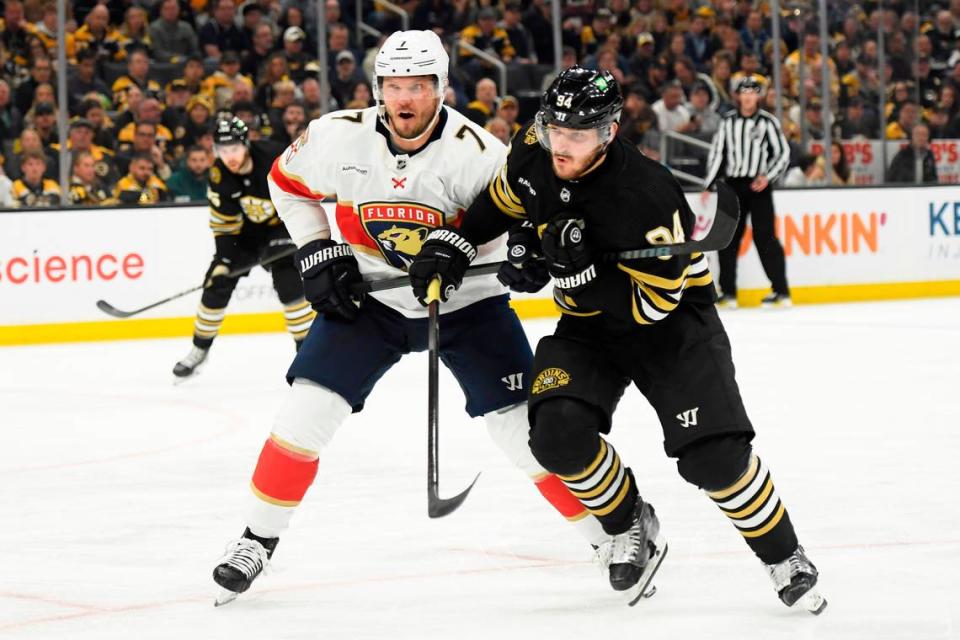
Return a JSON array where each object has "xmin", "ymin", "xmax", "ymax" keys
[{"xmin": 267, "ymin": 105, "xmax": 510, "ymax": 317}]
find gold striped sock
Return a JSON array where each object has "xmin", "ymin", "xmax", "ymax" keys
[
  {"xmin": 283, "ymin": 299, "xmax": 315, "ymax": 341},
  {"xmin": 707, "ymin": 455, "xmax": 787, "ymax": 539},
  {"xmin": 193, "ymin": 303, "xmax": 225, "ymax": 340},
  {"xmin": 558, "ymin": 438, "xmax": 633, "ymax": 518}
]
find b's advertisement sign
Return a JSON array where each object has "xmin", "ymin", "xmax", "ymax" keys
[{"xmin": 809, "ymin": 139, "xmax": 960, "ymax": 185}]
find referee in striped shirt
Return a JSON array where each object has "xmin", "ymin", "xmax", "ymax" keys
[{"xmin": 702, "ymin": 76, "xmax": 792, "ymax": 307}]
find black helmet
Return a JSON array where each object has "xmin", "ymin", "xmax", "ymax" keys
[
  {"xmin": 538, "ymin": 66, "xmax": 623, "ymax": 130},
  {"xmin": 214, "ymin": 116, "xmax": 249, "ymax": 146}
]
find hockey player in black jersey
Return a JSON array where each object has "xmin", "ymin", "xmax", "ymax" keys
[
  {"xmin": 409, "ymin": 67, "xmax": 826, "ymax": 613},
  {"xmin": 172, "ymin": 117, "xmax": 314, "ymax": 378}
]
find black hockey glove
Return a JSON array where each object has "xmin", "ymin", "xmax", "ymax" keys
[
  {"xmin": 408, "ymin": 225, "xmax": 478, "ymax": 305},
  {"xmin": 296, "ymin": 239, "xmax": 364, "ymax": 322},
  {"xmin": 497, "ymin": 221, "xmax": 550, "ymax": 293},
  {"xmin": 539, "ymin": 216, "xmax": 597, "ymax": 295}
]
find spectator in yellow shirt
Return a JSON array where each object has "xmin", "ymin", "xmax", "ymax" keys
[{"xmin": 114, "ymin": 153, "xmax": 170, "ymax": 205}]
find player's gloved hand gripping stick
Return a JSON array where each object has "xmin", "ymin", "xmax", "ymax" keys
[{"xmin": 359, "ymin": 181, "xmax": 741, "ymax": 295}]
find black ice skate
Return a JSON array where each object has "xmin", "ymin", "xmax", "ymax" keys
[
  {"xmin": 172, "ymin": 346, "xmax": 209, "ymax": 379},
  {"xmin": 765, "ymin": 545, "xmax": 827, "ymax": 614},
  {"xmin": 760, "ymin": 292, "xmax": 792, "ymax": 308},
  {"xmin": 600, "ymin": 499, "xmax": 668, "ymax": 606},
  {"xmin": 213, "ymin": 528, "xmax": 278, "ymax": 607}
]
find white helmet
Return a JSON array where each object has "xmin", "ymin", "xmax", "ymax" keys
[{"xmin": 373, "ymin": 30, "xmax": 449, "ymax": 141}]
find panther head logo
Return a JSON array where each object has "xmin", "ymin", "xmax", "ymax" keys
[{"xmin": 377, "ymin": 225, "xmax": 428, "ymax": 267}]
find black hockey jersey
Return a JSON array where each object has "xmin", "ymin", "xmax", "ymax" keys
[
  {"xmin": 461, "ymin": 121, "xmax": 716, "ymax": 326},
  {"xmin": 207, "ymin": 140, "xmax": 285, "ymax": 238}
]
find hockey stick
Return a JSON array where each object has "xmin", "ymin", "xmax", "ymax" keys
[
  {"xmin": 356, "ymin": 181, "xmax": 740, "ymax": 295},
  {"xmin": 426, "ymin": 277, "xmax": 480, "ymax": 518},
  {"xmin": 95, "ymin": 246, "xmax": 298, "ymax": 319}
]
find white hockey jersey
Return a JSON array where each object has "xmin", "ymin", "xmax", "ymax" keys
[{"xmin": 268, "ymin": 106, "xmax": 508, "ymax": 318}]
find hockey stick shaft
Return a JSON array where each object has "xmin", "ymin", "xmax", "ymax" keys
[
  {"xmin": 425, "ymin": 278, "xmax": 480, "ymax": 518},
  {"xmin": 95, "ymin": 246, "xmax": 297, "ymax": 318},
  {"xmin": 359, "ymin": 182, "xmax": 740, "ymax": 295}
]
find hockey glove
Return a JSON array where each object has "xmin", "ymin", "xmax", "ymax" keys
[
  {"xmin": 497, "ymin": 221, "xmax": 550, "ymax": 293},
  {"xmin": 539, "ymin": 216, "xmax": 597, "ymax": 295},
  {"xmin": 296, "ymin": 239, "xmax": 364, "ymax": 322},
  {"xmin": 409, "ymin": 225, "xmax": 478, "ymax": 305}
]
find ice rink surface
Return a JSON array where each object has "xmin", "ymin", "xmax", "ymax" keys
[{"xmin": 1, "ymin": 298, "xmax": 959, "ymax": 640}]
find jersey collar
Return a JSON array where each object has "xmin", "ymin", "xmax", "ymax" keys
[{"xmin": 376, "ymin": 107, "xmax": 449, "ymax": 159}]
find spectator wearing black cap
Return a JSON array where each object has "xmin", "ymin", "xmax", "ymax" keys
[
  {"xmin": 163, "ymin": 79, "xmax": 193, "ymax": 136},
  {"xmin": 177, "ymin": 55, "xmax": 208, "ymax": 96},
  {"xmin": 52, "ymin": 118, "xmax": 120, "ymax": 190},
  {"xmin": 68, "ymin": 48, "xmax": 111, "ymax": 115},
  {"xmin": 149, "ymin": 0, "xmax": 200, "ymax": 64},
  {"xmin": 581, "ymin": 8, "xmax": 614, "ymax": 57},
  {"xmin": 199, "ymin": 0, "xmax": 246, "ymax": 61},
  {"xmin": 28, "ymin": 101, "xmax": 58, "ymax": 147},
  {"xmin": 460, "ymin": 7, "xmax": 516, "ymax": 82},
  {"xmin": 501, "ymin": 2, "xmax": 535, "ymax": 63},
  {"xmin": 839, "ymin": 97, "xmax": 879, "ymax": 138},
  {"xmin": 329, "ymin": 49, "xmax": 363, "ymax": 107},
  {"xmin": 76, "ymin": 98, "xmax": 116, "ymax": 150},
  {"xmin": 203, "ymin": 51, "xmax": 254, "ymax": 110}
]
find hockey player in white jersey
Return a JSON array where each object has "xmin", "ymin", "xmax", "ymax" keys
[{"xmin": 211, "ymin": 30, "xmax": 608, "ymax": 606}]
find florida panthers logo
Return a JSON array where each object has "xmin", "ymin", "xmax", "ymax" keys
[{"xmin": 360, "ymin": 201, "xmax": 445, "ymax": 270}]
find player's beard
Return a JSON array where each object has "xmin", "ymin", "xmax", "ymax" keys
[
  {"xmin": 388, "ymin": 104, "xmax": 437, "ymax": 141},
  {"xmin": 551, "ymin": 146, "xmax": 605, "ymax": 181}
]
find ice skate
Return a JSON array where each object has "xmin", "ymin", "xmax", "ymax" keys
[
  {"xmin": 213, "ymin": 529, "xmax": 278, "ymax": 607},
  {"xmin": 765, "ymin": 545, "xmax": 827, "ymax": 614},
  {"xmin": 716, "ymin": 294, "xmax": 738, "ymax": 309},
  {"xmin": 760, "ymin": 292, "xmax": 792, "ymax": 308},
  {"xmin": 172, "ymin": 346, "xmax": 209, "ymax": 380},
  {"xmin": 598, "ymin": 499, "xmax": 668, "ymax": 606}
]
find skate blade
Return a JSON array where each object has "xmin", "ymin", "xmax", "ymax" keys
[
  {"xmin": 214, "ymin": 588, "xmax": 239, "ymax": 607},
  {"xmin": 626, "ymin": 535, "xmax": 668, "ymax": 606},
  {"xmin": 797, "ymin": 588, "xmax": 827, "ymax": 615}
]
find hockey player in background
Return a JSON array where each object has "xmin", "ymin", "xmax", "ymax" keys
[
  {"xmin": 409, "ymin": 67, "xmax": 826, "ymax": 613},
  {"xmin": 210, "ymin": 31, "xmax": 608, "ymax": 606},
  {"xmin": 172, "ymin": 117, "xmax": 315, "ymax": 378}
]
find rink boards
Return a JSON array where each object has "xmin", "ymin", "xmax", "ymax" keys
[{"xmin": 1, "ymin": 184, "xmax": 959, "ymax": 345}]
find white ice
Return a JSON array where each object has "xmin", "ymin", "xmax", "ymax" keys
[{"xmin": 1, "ymin": 298, "xmax": 959, "ymax": 640}]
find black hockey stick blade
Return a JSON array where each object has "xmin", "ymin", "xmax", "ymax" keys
[
  {"xmin": 95, "ymin": 247, "xmax": 297, "ymax": 319},
  {"xmin": 428, "ymin": 472, "xmax": 480, "ymax": 518}
]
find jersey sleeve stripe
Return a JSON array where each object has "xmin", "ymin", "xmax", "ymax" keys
[
  {"xmin": 269, "ymin": 156, "xmax": 327, "ymax": 200},
  {"xmin": 488, "ymin": 177, "xmax": 526, "ymax": 218}
]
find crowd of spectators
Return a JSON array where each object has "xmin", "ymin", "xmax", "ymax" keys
[{"xmin": 1, "ymin": 0, "xmax": 959, "ymax": 209}]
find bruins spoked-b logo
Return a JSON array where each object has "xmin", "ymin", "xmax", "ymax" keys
[
  {"xmin": 531, "ymin": 367, "xmax": 571, "ymax": 395},
  {"xmin": 359, "ymin": 201, "xmax": 444, "ymax": 270}
]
